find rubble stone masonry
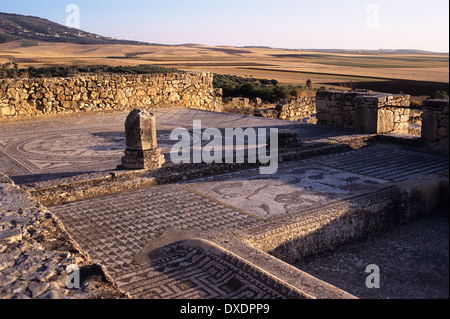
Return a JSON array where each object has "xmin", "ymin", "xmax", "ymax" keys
[
  {"xmin": 421, "ymin": 100, "xmax": 449, "ymax": 140},
  {"xmin": 0, "ymin": 73, "xmax": 223, "ymax": 118},
  {"xmin": 316, "ymin": 90, "xmax": 411, "ymax": 134}
]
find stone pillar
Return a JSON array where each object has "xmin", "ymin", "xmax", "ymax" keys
[
  {"xmin": 421, "ymin": 100, "xmax": 449, "ymax": 141},
  {"xmin": 121, "ymin": 109, "xmax": 165, "ymax": 170},
  {"xmin": 355, "ymin": 96, "xmax": 379, "ymax": 134}
]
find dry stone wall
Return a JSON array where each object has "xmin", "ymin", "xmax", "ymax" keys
[
  {"xmin": 421, "ymin": 99, "xmax": 449, "ymax": 152},
  {"xmin": 276, "ymin": 97, "xmax": 316, "ymax": 122},
  {"xmin": 0, "ymin": 73, "xmax": 223, "ymax": 118},
  {"xmin": 316, "ymin": 90, "xmax": 411, "ymax": 134},
  {"xmin": 250, "ymin": 97, "xmax": 316, "ymax": 123}
]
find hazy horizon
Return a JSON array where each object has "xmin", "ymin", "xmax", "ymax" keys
[{"xmin": 1, "ymin": 0, "xmax": 449, "ymax": 53}]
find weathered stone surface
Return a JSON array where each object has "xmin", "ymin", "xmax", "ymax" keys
[
  {"xmin": 422, "ymin": 112, "xmax": 439, "ymax": 141},
  {"xmin": 38, "ymin": 289, "xmax": 67, "ymax": 299},
  {"xmin": 377, "ymin": 109, "xmax": 395, "ymax": 133},
  {"xmin": 0, "ymin": 227, "xmax": 22, "ymax": 244},
  {"xmin": 422, "ymin": 99, "xmax": 449, "ymax": 150},
  {"xmin": 0, "ymin": 106, "xmax": 15, "ymax": 116},
  {"xmin": 276, "ymin": 97, "xmax": 316, "ymax": 122},
  {"xmin": 329, "ymin": 106, "xmax": 342, "ymax": 115},
  {"xmin": 0, "ymin": 73, "xmax": 223, "ymax": 119},
  {"xmin": 0, "ymin": 183, "xmax": 36, "ymax": 214},
  {"xmin": 0, "ymin": 254, "xmax": 16, "ymax": 271},
  {"xmin": 315, "ymin": 100, "xmax": 328, "ymax": 112},
  {"xmin": 0, "ymin": 275, "xmax": 16, "ymax": 287},
  {"xmin": 317, "ymin": 90, "xmax": 411, "ymax": 134},
  {"xmin": 227, "ymin": 96, "xmax": 316, "ymax": 123},
  {"xmin": 28, "ymin": 282, "xmax": 50, "ymax": 298},
  {"xmin": 124, "ymin": 109, "xmax": 158, "ymax": 151},
  {"xmin": 0, "ymin": 179, "xmax": 128, "ymax": 299},
  {"xmin": 0, "ymin": 173, "xmax": 12, "ymax": 184},
  {"xmin": 275, "ymin": 129, "xmax": 303, "ymax": 150},
  {"xmin": 122, "ymin": 148, "xmax": 165, "ymax": 170},
  {"xmin": 121, "ymin": 109, "xmax": 165, "ymax": 170},
  {"xmin": 317, "ymin": 112, "xmax": 333, "ymax": 123},
  {"xmin": 438, "ymin": 127, "xmax": 449, "ymax": 137}
]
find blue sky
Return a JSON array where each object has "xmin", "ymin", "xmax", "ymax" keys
[{"xmin": 1, "ymin": 0, "xmax": 449, "ymax": 52}]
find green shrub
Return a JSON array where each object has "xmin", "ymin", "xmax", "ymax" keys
[
  {"xmin": 0, "ymin": 64, "xmax": 185, "ymax": 79},
  {"xmin": 213, "ymin": 74, "xmax": 295, "ymax": 103},
  {"xmin": 430, "ymin": 90, "xmax": 449, "ymax": 100}
]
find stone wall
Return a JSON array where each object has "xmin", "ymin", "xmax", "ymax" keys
[
  {"xmin": 276, "ymin": 97, "xmax": 316, "ymax": 122},
  {"xmin": 316, "ymin": 90, "xmax": 411, "ymax": 134},
  {"xmin": 421, "ymin": 99, "xmax": 449, "ymax": 151},
  {"xmin": 253, "ymin": 97, "xmax": 316, "ymax": 123},
  {"xmin": 0, "ymin": 73, "xmax": 223, "ymax": 118},
  {"xmin": 231, "ymin": 97, "xmax": 251, "ymax": 108}
]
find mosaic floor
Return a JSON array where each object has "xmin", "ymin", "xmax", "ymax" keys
[
  {"xmin": 2, "ymin": 108, "xmax": 448, "ymax": 299},
  {"xmin": 49, "ymin": 146, "xmax": 448, "ymax": 299},
  {"xmin": 50, "ymin": 183, "xmax": 300, "ymax": 299},
  {"xmin": 0, "ymin": 108, "xmax": 361, "ymax": 184},
  {"xmin": 112, "ymin": 240, "xmax": 304, "ymax": 299}
]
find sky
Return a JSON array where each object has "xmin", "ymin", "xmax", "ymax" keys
[{"xmin": 1, "ymin": 0, "xmax": 449, "ymax": 52}]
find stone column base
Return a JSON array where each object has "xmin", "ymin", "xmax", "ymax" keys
[{"xmin": 121, "ymin": 148, "xmax": 165, "ymax": 170}]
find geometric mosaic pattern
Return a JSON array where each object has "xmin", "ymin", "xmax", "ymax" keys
[
  {"xmin": 0, "ymin": 127, "xmax": 124, "ymax": 181},
  {"xmin": 188, "ymin": 164, "xmax": 388, "ymax": 218},
  {"xmin": 10, "ymin": 109, "xmax": 444, "ymax": 299},
  {"xmin": 51, "ymin": 185, "xmax": 257, "ymax": 270},
  {"xmin": 0, "ymin": 107, "xmax": 370, "ymax": 184},
  {"xmin": 113, "ymin": 241, "xmax": 304, "ymax": 299},
  {"xmin": 4, "ymin": 107, "xmax": 448, "ymax": 300},
  {"xmin": 316, "ymin": 146, "xmax": 449, "ymax": 182},
  {"xmin": 0, "ymin": 108, "xmax": 298, "ymax": 184},
  {"xmin": 49, "ymin": 144, "xmax": 449, "ymax": 299},
  {"xmin": 51, "ymin": 184, "xmax": 302, "ymax": 299},
  {"xmin": 246, "ymin": 185, "xmax": 401, "ymax": 240}
]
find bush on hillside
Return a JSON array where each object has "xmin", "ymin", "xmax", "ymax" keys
[{"xmin": 0, "ymin": 64, "xmax": 184, "ymax": 79}]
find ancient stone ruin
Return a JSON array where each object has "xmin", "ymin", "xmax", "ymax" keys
[
  {"xmin": 315, "ymin": 90, "xmax": 412, "ymax": 134},
  {"xmin": 121, "ymin": 109, "xmax": 165, "ymax": 170},
  {"xmin": 422, "ymin": 99, "xmax": 449, "ymax": 143},
  {"xmin": 0, "ymin": 73, "xmax": 223, "ymax": 117},
  {"xmin": 0, "ymin": 72, "xmax": 448, "ymax": 300}
]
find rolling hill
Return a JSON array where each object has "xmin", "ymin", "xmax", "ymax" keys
[{"xmin": 0, "ymin": 12, "xmax": 148, "ymax": 45}]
